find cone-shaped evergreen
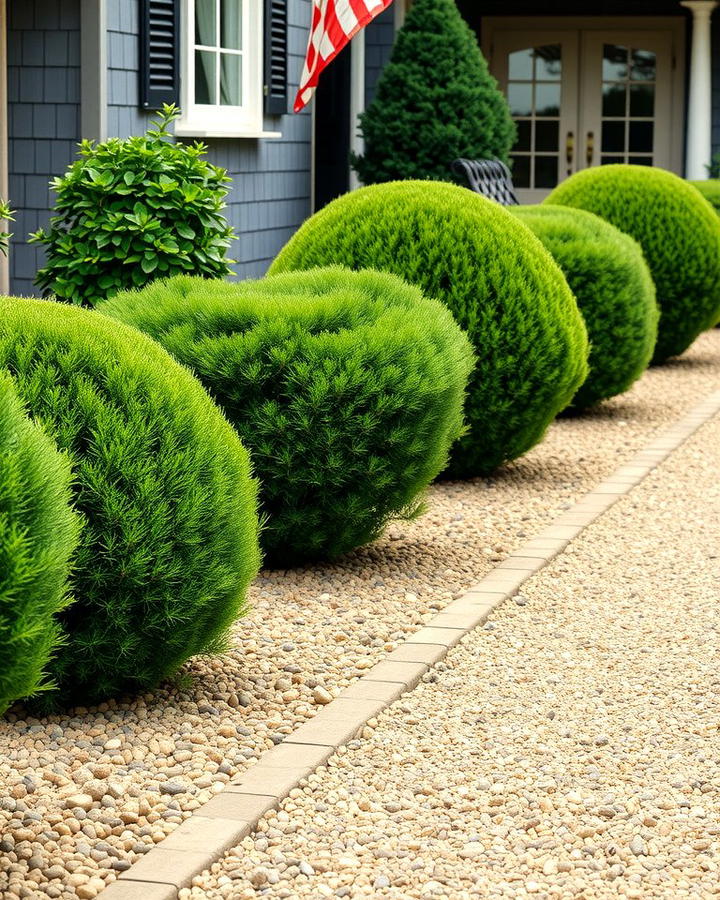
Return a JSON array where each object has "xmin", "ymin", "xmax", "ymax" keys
[{"xmin": 352, "ymin": 0, "xmax": 515, "ymax": 185}]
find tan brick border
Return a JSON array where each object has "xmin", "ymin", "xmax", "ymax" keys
[{"xmin": 101, "ymin": 389, "xmax": 720, "ymax": 899}]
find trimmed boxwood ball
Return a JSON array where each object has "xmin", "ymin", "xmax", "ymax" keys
[
  {"xmin": 511, "ymin": 205, "xmax": 659, "ymax": 409},
  {"xmin": 0, "ymin": 373, "xmax": 80, "ymax": 714},
  {"xmin": 0, "ymin": 297, "xmax": 260, "ymax": 707},
  {"xmin": 689, "ymin": 180, "xmax": 720, "ymax": 216},
  {"xmin": 547, "ymin": 165, "xmax": 720, "ymax": 364},
  {"xmin": 99, "ymin": 268, "xmax": 475, "ymax": 566},
  {"xmin": 269, "ymin": 181, "xmax": 589, "ymax": 478}
]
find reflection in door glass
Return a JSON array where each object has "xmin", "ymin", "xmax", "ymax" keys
[
  {"xmin": 506, "ymin": 44, "xmax": 562, "ymax": 190},
  {"xmin": 599, "ymin": 44, "xmax": 656, "ymax": 166}
]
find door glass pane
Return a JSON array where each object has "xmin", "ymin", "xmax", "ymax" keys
[
  {"xmin": 628, "ymin": 156, "xmax": 653, "ymax": 166},
  {"xmin": 535, "ymin": 155, "xmax": 559, "ymax": 188},
  {"xmin": 629, "ymin": 121, "xmax": 653, "ymax": 152},
  {"xmin": 195, "ymin": 0, "xmax": 216, "ymax": 46},
  {"xmin": 603, "ymin": 44, "xmax": 628, "ymax": 80},
  {"xmin": 536, "ymin": 83, "xmax": 560, "ymax": 116},
  {"xmin": 630, "ymin": 84, "xmax": 655, "ymax": 117},
  {"xmin": 631, "ymin": 49, "xmax": 656, "ymax": 81},
  {"xmin": 535, "ymin": 45, "xmax": 562, "ymax": 80},
  {"xmin": 195, "ymin": 50, "xmax": 216, "ymax": 104},
  {"xmin": 515, "ymin": 121, "xmax": 531, "ymax": 151},
  {"xmin": 602, "ymin": 84, "xmax": 626, "ymax": 117},
  {"xmin": 535, "ymin": 121, "xmax": 559, "ymax": 152},
  {"xmin": 602, "ymin": 121, "xmax": 625, "ymax": 153},
  {"xmin": 601, "ymin": 155, "xmax": 625, "ymax": 165},
  {"xmin": 509, "ymin": 48, "xmax": 533, "ymax": 80},
  {"xmin": 220, "ymin": 52, "xmax": 242, "ymax": 106},
  {"xmin": 220, "ymin": 0, "xmax": 242, "ymax": 50},
  {"xmin": 508, "ymin": 83, "xmax": 533, "ymax": 117},
  {"xmin": 511, "ymin": 155, "xmax": 531, "ymax": 188}
]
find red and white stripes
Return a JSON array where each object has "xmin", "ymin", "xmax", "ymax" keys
[{"xmin": 294, "ymin": 0, "xmax": 394, "ymax": 113}]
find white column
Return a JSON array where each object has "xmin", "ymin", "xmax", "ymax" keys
[
  {"xmin": 681, "ymin": 0, "xmax": 717, "ymax": 179},
  {"xmin": 349, "ymin": 30, "xmax": 366, "ymax": 191},
  {"xmin": 394, "ymin": 0, "xmax": 407, "ymax": 31}
]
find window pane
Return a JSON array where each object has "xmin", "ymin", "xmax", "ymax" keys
[
  {"xmin": 601, "ymin": 155, "xmax": 625, "ymax": 165},
  {"xmin": 221, "ymin": 0, "xmax": 242, "ymax": 50},
  {"xmin": 195, "ymin": 0, "xmax": 216, "ymax": 46},
  {"xmin": 510, "ymin": 155, "xmax": 530, "ymax": 188},
  {"xmin": 602, "ymin": 84, "xmax": 626, "ymax": 117},
  {"xmin": 631, "ymin": 49, "xmax": 656, "ymax": 82},
  {"xmin": 629, "ymin": 121, "xmax": 654, "ymax": 153},
  {"xmin": 195, "ymin": 49, "xmax": 216, "ymax": 104},
  {"xmin": 629, "ymin": 156, "xmax": 653, "ymax": 166},
  {"xmin": 630, "ymin": 84, "xmax": 654, "ymax": 117},
  {"xmin": 509, "ymin": 48, "xmax": 533, "ymax": 80},
  {"xmin": 601, "ymin": 121, "xmax": 625, "ymax": 153},
  {"xmin": 535, "ymin": 44, "xmax": 561, "ymax": 81},
  {"xmin": 515, "ymin": 120, "xmax": 531, "ymax": 152},
  {"xmin": 603, "ymin": 44, "xmax": 628, "ymax": 80},
  {"xmin": 535, "ymin": 83, "xmax": 560, "ymax": 116},
  {"xmin": 220, "ymin": 52, "xmax": 242, "ymax": 106},
  {"xmin": 535, "ymin": 155, "xmax": 558, "ymax": 188},
  {"xmin": 508, "ymin": 83, "xmax": 532, "ymax": 117},
  {"xmin": 535, "ymin": 121, "xmax": 559, "ymax": 152}
]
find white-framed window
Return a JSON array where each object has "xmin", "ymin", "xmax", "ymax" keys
[{"xmin": 175, "ymin": 0, "xmax": 273, "ymax": 138}]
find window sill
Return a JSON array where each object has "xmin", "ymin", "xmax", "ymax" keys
[{"xmin": 174, "ymin": 125, "xmax": 282, "ymax": 140}]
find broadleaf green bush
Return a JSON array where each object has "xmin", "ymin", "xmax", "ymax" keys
[
  {"xmin": 690, "ymin": 179, "xmax": 720, "ymax": 216},
  {"xmin": 0, "ymin": 199, "xmax": 13, "ymax": 257},
  {"xmin": 0, "ymin": 372, "xmax": 80, "ymax": 715},
  {"xmin": 100, "ymin": 268, "xmax": 475, "ymax": 566},
  {"xmin": 547, "ymin": 165, "xmax": 720, "ymax": 363},
  {"xmin": 29, "ymin": 105, "xmax": 234, "ymax": 307},
  {"xmin": 512, "ymin": 205, "xmax": 659, "ymax": 408},
  {"xmin": 352, "ymin": 0, "xmax": 515, "ymax": 184},
  {"xmin": 0, "ymin": 297, "xmax": 260, "ymax": 707},
  {"xmin": 270, "ymin": 181, "xmax": 589, "ymax": 477}
]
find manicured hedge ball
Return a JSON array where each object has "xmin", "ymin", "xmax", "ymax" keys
[
  {"xmin": 689, "ymin": 180, "xmax": 720, "ymax": 216},
  {"xmin": 0, "ymin": 297, "xmax": 260, "ymax": 707},
  {"xmin": 270, "ymin": 181, "xmax": 589, "ymax": 477},
  {"xmin": 0, "ymin": 373, "xmax": 80, "ymax": 714},
  {"xmin": 547, "ymin": 165, "xmax": 720, "ymax": 363},
  {"xmin": 100, "ymin": 268, "xmax": 475, "ymax": 566},
  {"xmin": 512, "ymin": 205, "xmax": 659, "ymax": 408}
]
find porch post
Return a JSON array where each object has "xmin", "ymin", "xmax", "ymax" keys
[
  {"xmin": 0, "ymin": 0, "xmax": 8, "ymax": 295},
  {"xmin": 681, "ymin": 0, "xmax": 717, "ymax": 179},
  {"xmin": 349, "ymin": 31, "xmax": 366, "ymax": 190}
]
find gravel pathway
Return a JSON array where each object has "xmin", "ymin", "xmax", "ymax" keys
[
  {"xmin": 0, "ymin": 331, "xmax": 719, "ymax": 899},
  {"xmin": 187, "ymin": 374, "xmax": 720, "ymax": 900}
]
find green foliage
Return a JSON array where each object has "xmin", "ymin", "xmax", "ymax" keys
[
  {"xmin": 0, "ymin": 373, "xmax": 80, "ymax": 714},
  {"xmin": 351, "ymin": 0, "xmax": 515, "ymax": 185},
  {"xmin": 99, "ymin": 268, "xmax": 475, "ymax": 566},
  {"xmin": 512, "ymin": 205, "xmax": 659, "ymax": 408},
  {"xmin": 0, "ymin": 297, "xmax": 260, "ymax": 707},
  {"xmin": 707, "ymin": 153, "xmax": 720, "ymax": 179},
  {"xmin": 0, "ymin": 199, "xmax": 13, "ymax": 257},
  {"xmin": 547, "ymin": 165, "xmax": 720, "ymax": 364},
  {"xmin": 270, "ymin": 181, "xmax": 589, "ymax": 477},
  {"xmin": 690, "ymin": 179, "xmax": 720, "ymax": 216},
  {"xmin": 29, "ymin": 105, "xmax": 234, "ymax": 307}
]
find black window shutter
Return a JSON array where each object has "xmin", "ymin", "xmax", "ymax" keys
[
  {"xmin": 264, "ymin": 0, "xmax": 288, "ymax": 116},
  {"xmin": 139, "ymin": 0, "xmax": 180, "ymax": 109}
]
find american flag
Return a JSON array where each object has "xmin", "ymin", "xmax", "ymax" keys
[{"xmin": 294, "ymin": 0, "xmax": 394, "ymax": 112}]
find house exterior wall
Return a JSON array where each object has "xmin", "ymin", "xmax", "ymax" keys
[
  {"xmin": 365, "ymin": 5, "xmax": 396, "ymax": 107},
  {"xmin": 712, "ymin": 15, "xmax": 720, "ymax": 160},
  {"xmin": 7, "ymin": 0, "xmax": 81, "ymax": 296}
]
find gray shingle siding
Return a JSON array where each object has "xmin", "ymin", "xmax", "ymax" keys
[
  {"xmin": 7, "ymin": 0, "xmax": 81, "ymax": 295},
  {"xmin": 365, "ymin": 5, "xmax": 395, "ymax": 108},
  {"xmin": 106, "ymin": 0, "xmax": 313, "ymax": 281}
]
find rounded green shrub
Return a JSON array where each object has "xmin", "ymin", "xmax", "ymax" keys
[
  {"xmin": 99, "ymin": 268, "xmax": 475, "ymax": 566},
  {"xmin": 0, "ymin": 373, "xmax": 80, "ymax": 714},
  {"xmin": 689, "ymin": 180, "xmax": 720, "ymax": 216},
  {"xmin": 269, "ymin": 181, "xmax": 589, "ymax": 478},
  {"xmin": 547, "ymin": 165, "xmax": 720, "ymax": 363},
  {"xmin": 511, "ymin": 205, "xmax": 659, "ymax": 408},
  {"xmin": 0, "ymin": 297, "xmax": 260, "ymax": 707}
]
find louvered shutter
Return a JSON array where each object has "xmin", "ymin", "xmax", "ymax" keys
[
  {"xmin": 139, "ymin": 0, "xmax": 180, "ymax": 109},
  {"xmin": 264, "ymin": 0, "xmax": 288, "ymax": 115}
]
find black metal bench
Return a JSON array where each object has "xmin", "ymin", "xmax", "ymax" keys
[{"xmin": 451, "ymin": 158, "xmax": 519, "ymax": 206}]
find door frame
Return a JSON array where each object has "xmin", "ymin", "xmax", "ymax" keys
[{"xmin": 482, "ymin": 16, "xmax": 686, "ymax": 178}]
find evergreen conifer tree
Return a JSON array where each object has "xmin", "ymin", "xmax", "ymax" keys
[{"xmin": 352, "ymin": 0, "xmax": 516, "ymax": 184}]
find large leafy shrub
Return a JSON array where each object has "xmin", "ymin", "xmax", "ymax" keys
[
  {"xmin": 0, "ymin": 297, "xmax": 260, "ymax": 707},
  {"xmin": 352, "ymin": 0, "xmax": 515, "ymax": 185},
  {"xmin": 29, "ymin": 105, "xmax": 234, "ymax": 307},
  {"xmin": 0, "ymin": 373, "xmax": 80, "ymax": 714},
  {"xmin": 690, "ymin": 180, "xmax": 720, "ymax": 216},
  {"xmin": 270, "ymin": 182, "xmax": 589, "ymax": 477},
  {"xmin": 100, "ymin": 268, "xmax": 475, "ymax": 566},
  {"xmin": 512, "ymin": 205, "xmax": 659, "ymax": 408},
  {"xmin": 547, "ymin": 165, "xmax": 720, "ymax": 364}
]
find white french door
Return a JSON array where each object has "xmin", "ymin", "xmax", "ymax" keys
[{"xmin": 485, "ymin": 18, "xmax": 685, "ymax": 203}]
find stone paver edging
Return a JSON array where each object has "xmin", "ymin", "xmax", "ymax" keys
[{"xmin": 101, "ymin": 389, "xmax": 720, "ymax": 900}]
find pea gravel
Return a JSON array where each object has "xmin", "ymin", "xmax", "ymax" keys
[
  {"xmin": 0, "ymin": 331, "xmax": 719, "ymax": 899},
  {"xmin": 186, "ymin": 372, "xmax": 720, "ymax": 899}
]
